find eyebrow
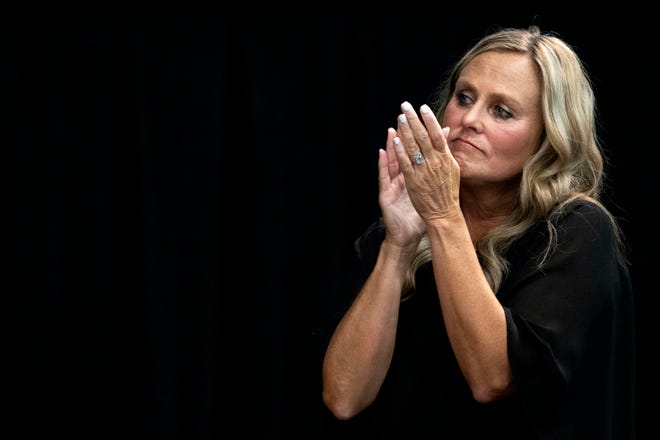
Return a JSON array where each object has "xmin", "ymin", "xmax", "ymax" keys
[{"xmin": 455, "ymin": 78, "xmax": 525, "ymax": 110}]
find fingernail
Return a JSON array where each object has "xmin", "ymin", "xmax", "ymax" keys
[
  {"xmin": 420, "ymin": 104, "xmax": 431, "ymax": 114},
  {"xmin": 398, "ymin": 114, "xmax": 407, "ymax": 123},
  {"xmin": 401, "ymin": 101, "xmax": 412, "ymax": 112}
]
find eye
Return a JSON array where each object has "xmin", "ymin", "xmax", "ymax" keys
[
  {"xmin": 456, "ymin": 91, "xmax": 473, "ymax": 106},
  {"xmin": 493, "ymin": 105, "xmax": 513, "ymax": 120}
]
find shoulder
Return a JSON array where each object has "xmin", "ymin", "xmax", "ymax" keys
[
  {"xmin": 554, "ymin": 197, "xmax": 609, "ymax": 220},
  {"xmin": 551, "ymin": 198, "xmax": 618, "ymax": 242},
  {"xmin": 546, "ymin": 198, "xmax": 629, "ymax": 272},
  {"xmin": 508, "ymin": 198, "xmax": 624, "ymax": 270}
]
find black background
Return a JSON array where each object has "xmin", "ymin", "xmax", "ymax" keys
[{"xmin": 10, "ymin": 12, "xmax": 653, "ymax": 439}]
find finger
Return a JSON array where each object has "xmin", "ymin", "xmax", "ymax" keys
[
  {"xmin": 396, "ymin": 113, "xmax": 424, "ymax": 167},
  {"xmin": 392, "ymin": 135, "xmax": 415, "ymax": 174},
  {"xmin": 419, "ymin": 104, "xmax": 451, "ymax": 153},
  {"xmin": 400, "ymin": 101, "xmax": 432, "ymax": 156},
  {"xmin": 379, "ymin": 128, "xmax": 401, "ymax": 191},
  {"xmin": 378, "ymin": 147, "xmax": 390, "ymax": 193},
  {"xmin": 385, "ymin": 127, "xmax": 400, "ymax": 177}
]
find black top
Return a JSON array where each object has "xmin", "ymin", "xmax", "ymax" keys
[{"xmin": 317, "ymin": 200, "xmax": 635, "ymax": 439}]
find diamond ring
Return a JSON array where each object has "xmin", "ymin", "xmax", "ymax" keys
[{"xmin": 410, "ymin": 151, "xmax": 424, "ymax": 165}]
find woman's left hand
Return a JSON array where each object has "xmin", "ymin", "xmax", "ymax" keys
[{"xmin": 392, "ymin": 102, "xmax": 461, "ymax": 223}]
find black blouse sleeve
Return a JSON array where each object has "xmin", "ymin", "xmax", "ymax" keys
[{"xmin": 501, "ymin": 200, "xmax": 635, "ymax": 437}]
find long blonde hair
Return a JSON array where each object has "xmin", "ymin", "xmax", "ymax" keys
[{"xmin": 404, "ymin": 25, "xmax": 625, "ymax": 296}]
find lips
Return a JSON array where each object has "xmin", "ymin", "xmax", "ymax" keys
[{"xmin": 453, "ymin": 137, "xmax": 481, "ymax": 153}]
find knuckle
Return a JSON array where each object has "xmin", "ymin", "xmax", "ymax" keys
[{"xmin": 416, "ymin": 131, "xmax": 430, "ymax": 144}]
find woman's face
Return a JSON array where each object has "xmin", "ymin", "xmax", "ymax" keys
[{"xmin": 442, "ymin": 51, "xmax": 544, "ymax": 187}]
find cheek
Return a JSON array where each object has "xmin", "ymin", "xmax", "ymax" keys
[
  {"xmin": 490, "ymin": 127, "xmax": 539, "ymax": 170},
  {"xmin": 496, "ymin": 126, "xmax": 540, "ymax": 157},
  {"xmin": 441, "ymin": 105, "xmax": 461, "ymax": 128}
]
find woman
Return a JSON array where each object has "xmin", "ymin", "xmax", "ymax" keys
[{"xmin": 320, "ymin": 26, "xmax": 634, "ymax": 438}]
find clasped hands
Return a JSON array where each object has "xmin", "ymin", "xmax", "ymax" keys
[{"xmin": 378, "ymin": 101, "xmax": 459, "ymax": 246}]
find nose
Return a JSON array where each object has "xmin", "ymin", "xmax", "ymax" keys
[{"xmin": 461, "ymin": 105, "xmax": 485, "ymax": 133}]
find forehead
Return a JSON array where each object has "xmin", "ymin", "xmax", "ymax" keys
[{"xmin": 458, "ymin": 51, "xmax": 541, "ymax": 107}]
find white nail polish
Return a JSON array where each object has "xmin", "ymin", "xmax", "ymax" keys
[
  {"xmin": 401, "ymin": 102, "xmax": 412, "ymax": 112},
  {"xmin": 398, "ymin": 114, "xmax": 407, "ymax": 123}
]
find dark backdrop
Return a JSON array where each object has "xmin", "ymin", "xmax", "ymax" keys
[{"xmin": 11, "ymin": 12, "xmax": 653, "ymax": 439}]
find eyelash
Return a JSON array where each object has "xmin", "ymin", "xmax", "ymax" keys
[{"xmin": 455, "ymin": 92, "xmax": 513, "ymax": 120}]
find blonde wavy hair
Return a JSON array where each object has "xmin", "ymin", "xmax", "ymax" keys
[{"xmin": 404, "ymin": 25, "xmax": 625, "ymax": 296}]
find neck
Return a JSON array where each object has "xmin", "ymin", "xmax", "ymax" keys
[{"xmin": 459, "ymin": 185, "xmax": 518, "ymax": 244}]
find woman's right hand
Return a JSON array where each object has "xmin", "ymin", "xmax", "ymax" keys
[{"xmin": 378, "ymin": 127, "xmax": 426, "ymax": 249}]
